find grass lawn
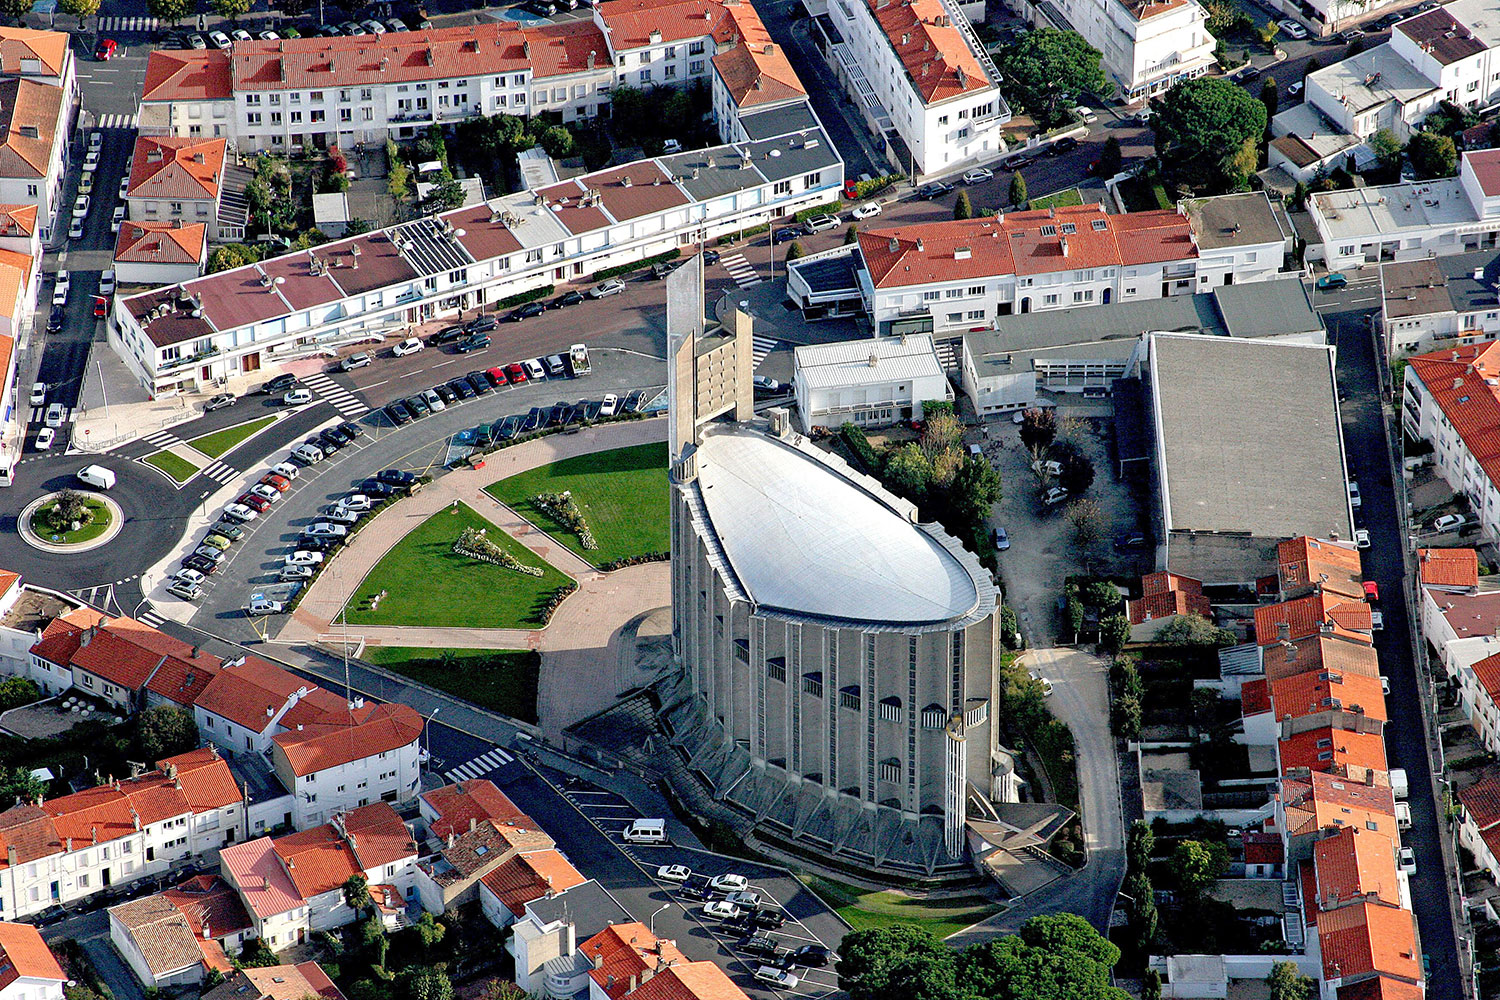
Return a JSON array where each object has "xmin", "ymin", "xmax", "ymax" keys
[
  {"xmin": 343, "ymin": 502, "xmax": 573, "ymax": 629},
  {"xmin": 485, "ymin": 442, "xmax": 669, "ymax": 566},
  {"xmin": 1116, "ymin": 174, "xmax": 1172, "ymax": 212},
  {"xmin": 801, "ymin": 874, "xmax": 1001, "ymax": 939},
  {"xmin": 144, "ymin": 451, "xmax": 201, "ymax": 483},
  {"xmin": 364, "ymin": 647, "xmax": 539, "ymax": 723},
  {"xmin": 29, "ymin": 497, "xmax": 112, "ymax": 544},
  {"xmin": 190, "ymin": 415, "xmax": 277, "ymax": 459},
  {"xmin": 1029, "ymin": 188, "xmax": 1084, "ymax": 210}
]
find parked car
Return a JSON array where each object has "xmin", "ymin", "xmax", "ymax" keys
[
  {"xmin": 433, "ymin": 383, "xmax": 457, "ymax": 405},
  {"xmin": 508, "ymin": 302, "xmax": 546, "ymax": 321},
  {"xmin": 222, "ymin": 502, "xmax": 259, "ymax": 522},
  {"xmin": 259, "ymin": 373, "xmax": 300, "ymax": 395},
  {"xmin": 290, "ymin": 443, "xmax": 324, "ymax": 464},
  {"xmin": 200, "ymin": 533, "xmax": 231, "ymax": 552},
  {"xmin": 405, "ymin": 394, "xmax": 430, "ymax": 418},
  {"xmin": 340, "ymin": 352, "xmax": 371, "ymax": 371},
  {"xmin": 753, "ymin": 967, "xmax": 798, "ymax": 989},
  {"xmin": 422, "ymin": 388, "xmax": 446, "ymax": 412},
  {"xmin": 1287, "ymin": 80, "xmax": 1304, "ymax": 98},
  {"xmin": 1316, "ymin": 272, "xmax": 1348, "ymax": 290},
  {"xmin": 506, "ymin": 362, "xmax": 528, "ymax": 383},
  {"xmin": 377, "ymin": 469, "xmax": 419, "ymax": 488},
  {"xmin": 524, "ymin": 359, "xmax": 547, "ymax": 381},
  {"xmin": 772, "ymin": 226, "xmax": 805, "ymax": 244},
  {"xmin": 385, "ymin": 400, "xmax": 412, "ymax": 425},
  {"xmin": 466, "ymin": 315, "xmax": 498, "ymax": 333},
  {"xmin": 1278, "ymin": 18, "xmax": 1308, "ymax": 37},
  {"xmin": 805, "ymin": 214, "xmax": 840, "ymax": 232},
  {"xmin": 1363, "ymin": 580, "xmax": 1380, "ymax": 603},
  {"xmin": 259, "ymin": 474, "xmax": 291, "ymax": 493},
  {"xmin": 235, "ymin": 493, "xmax": 271, "ymax": 513},
  {"xmin": 656, "ymin": 865, "xmax": 692, "ymax": 883},
  {"xmin": 271, "ymin": 461, "xmax": 300, "ymax": 481},
  {"xmin": 303, "ymin": 522, "xmax": 348, "ymax": 539},
  {"xmin": 34, "ymin": 427, "xmax": 54, "ymax": 450},
  {"xmin": 600, "ymin": 393, "xmax": 620, "ymax": 417},
  {"xmin": 962, "ymin": 167, "xmax": 994, "ymax": 184},
  {"xmin": 544, "ymin": 354, "xmax": 568, "ymax": 378},
  {"xmin": 205, "ymin": 393, "xmax": 236, "ymax": 411},
  {"xmin": 448, "ymin": 378, "xmax": 475, "ymax": 399},
  {"xmin": 283, "ymin": 388, "xmax": 314, "ymax": 406},
  {"xmin": 431, "ymin": 324, "xmax": 468, "ymax": 345},
  {"xmin": 457, "ymin": 333, "xmax": 491, "ymax": 352},
  {"xmin": 1043, "ymin": 486, "xmax": 1069, "ymax": 506},
  {"xmin": 248, "ymin": 484, "xmax": 282, "ymax": 505},
  {"xmin": 486, "ymin": 367, "xmax": 509, "ymax": 387},
  {"xmin": 1434, "ymin": 513, "xmax": 1467, "ymax": 532},
  {"xmin": 280, "ymin": 564, "xmax": 314, "ymax": 581},
  {"xmin": 724, "ymin": 890, "xmax": 761, "ymax": 908},
  {"xmin": 551, "ymin": 290, "xmax": 585, "ymax": 308},
  {"xmin": 466, "ymin": 372, "xmax": 493, "ymax": 395},
  {"xmin": 44, "ymin": 403, "xmax": 65, "ymax": 428},
  {"xmin": 392, "ymin": 337, "xmax": 424, "ymax": 356},
  {"xmin": 588, "ymin": 279, "xmax": 625, "ymax": 298},
  {"xmin": 338, "ymin": 493, "xmax": 373, "ymax": 512},
  {"xmin": 851, "ymin": 201, "xmax": 883, "ymax": 219},
  {"xmin": 52, "ymin": 271, "xmax": 69, "ymax": 306},
  {"xmin": 1355, "ymin": 528, "xmax": 1371, "ymax": 549},
  {"xmin": 1347, "ymin": 480, "xmax": 1362, "ymax": 508},
  {"xmin": 994, "ymin": 526, "xmax": 1010, "ymax": 551},
  {"xmin": 1371, "ymin": 610, "xmax": 1385, "ymax": 630},
  {"xmin": 167, "ymin": 580, "xmax": 203, "ymax": 601},
  {"xmin": 788, "ymin": 945, "xmax": 832, "ymax": 967},
  {"xmin": 1398, "ymin": 845, "xmax": 1416, "ymax": 875},
  {"xmin": 703, "ymin": 900, "xmax": 742, "ymax": 919},
  {"xmin": 181, "ymin": 554, "xmax": 219, "ymax": 574}
]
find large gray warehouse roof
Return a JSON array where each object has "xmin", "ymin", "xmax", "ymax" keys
[
  {"xmin": 694, "ymin": 427, "xmax": 983, "ymax": 625},
  {"xmin": 1149, "ymin": 333, "xmax": 1351, "ymax": 539}
]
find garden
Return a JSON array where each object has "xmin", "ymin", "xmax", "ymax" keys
[
  {"xmin": 28, "ymin": 490, "xmax": 112, "ymax": 545},
  {"xmin": 342, "ymin": 502, "xmax": 574, "ymax": 630},
  {"xmin": 363, "ymin": 647, "xmax": 540, "ymax": 724},
  {"xmin": 801, "ymin": 872, "xmax": 1001, "ymax": 939},
  {"xmin": 485, "ymin": 442, "xmax": 670, "ymax": 567}
]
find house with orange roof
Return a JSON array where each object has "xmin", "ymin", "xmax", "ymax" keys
[
  {"xmin": 1274, "ymin": 771, "xmax": 1399, "ymax": 864},
  {"xmin": 478, "ymin": 847, "xmax": 586, "ymax": 929},
  {"xmin": 0, "ymin": 569, "xmax": 86, "ymax": 692},
  {"xmin": 125, "ymin": 136, "xmax": 228, "ymax": 238},
  {"xmin": 1452, "ymin": 648, "xmax": 1500, "ymax": 755},
  {"xmin": 1404, "ymin": 342, "xmax": 1500, "ymax": 548},
  {"xmin": 0, "ymin": 920, "xmax": 65, "ymax": 1000},
  {"xmin": 708, "ymin": 0, "xmax": 808, "ymax": 143},
  {"xmin": 1256, "ymin": 593, "xmax": 1374, "ymax": 648},
  {"xmin": 1276, "ymin": 537, "xmax": 1366, "ymax": 603},
  {"xmin": 112, "ymin": 220, "xmax": 207, "ymax": 286},
  {"xmin": 1278, "ymin": 726, "xmax": 1391, "ymax": 785},
  {"xmin": 0, "ymin": 749, "xmax": 242, "ymax": 922},
  {"xmin": 1417, "ymin": 548, "xmax": 1479, "ymax": 594},
  {"xmin": 415, "ymin": 815, "xmax": 556, "ymax": 914},
  {"xmin": 219, "ymin": 802, "xmax": 416, "ymax": 950},
  {"xmin": 0, "ymin": 75, "xmax": 70, "ymax": 245},
  {"xmin": 579, "ymin": 921, "xmax": 752, "ymax": 1000},
  {"xmin": 1128, "ymin": 571, "xmax": 1213, "ymax": 641},
  {"xmin": 0, "ymin": 26, "xmax": 74, "ymax": 93},
  {"xmin": 29, "ymin": 611, "xmax": 221, "ymax": 712},
  {"xmin": 269, "ymin": 700, "xmax": 423, "ymax": 828},
  {"xmin": 203, "ymin": 962, "xmax": 347, "ymax": 1000},
  {"xmin": 108, "ymin": 875, "xmax": 252, "ymax": 989},
  {"xmin": 419, "ymin": 779, "xmax": 525, "ymax": 844},
  {"xmin": 194, "ymin": 655, "xmax": 336, "ymax": 756}
]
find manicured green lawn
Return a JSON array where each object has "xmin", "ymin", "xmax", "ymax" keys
[
  {"xmin": 801, "ymin": 874, "xmax": 1001, "ymax": 939},
  {"xmin": 190, "ymin": 415, "xmax": 277, "ymax": 459},
  {"xmin": 485, "ymin": 442, "xmax": 669, "ymax": 566},
  {"xmin": 343, "ymin": 502, "xmax": 573, "ymax": 629},
  {"xmin": 29, "ymin": 497, "xmax": 112, "ymax": 544},
  {"xmin": 1116, "ymin": 175, "xmax": 1172, "ymax": 212},
  {"xmin": 1029, "ymin": 187, "xmax": 1084, "ymax": 210},
  {"xmin": 144, "ymin": 451, "xmax": 201, "ymax": 483},
  {"xmin": 363, "ymin": 647, "xmax": 539, "ymax": 723}
]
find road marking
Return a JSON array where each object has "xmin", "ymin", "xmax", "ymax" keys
[
  {"xmin": 94, "ymin": 112, "xmax": 139, "ymax": 129},
  {"xmin": 432, "ymin": 358, "xmax": 460, "ymax": 368},
  {"xmin": 399, "ymin": 369, "xmax": 424, "ymax": 378},
  {"xmin": 361, "ymin": 379, "xmax": 388, "ymax": 390}
]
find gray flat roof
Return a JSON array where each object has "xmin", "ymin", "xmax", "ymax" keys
[
  {"xmin": 790, "ymin": 249, "xmax": 861, "ymax": 294},
  {"xmin": 1213, "ymin": 278, "xmax": 1319, "ymax": 338},
  {"xmin": 794, "ymin": 333, "xmax": 944, "ymax": 390},
  {"xmin": 1383, "ymin": 249, "xmax": 1500, "ymax": 319},
  {"xmin": 744, "ymin": 129, "xmax": 840, "ymax": 183},
  {"xmin": 693, "ymin": 425, "xmax": 986, "ymax": 626},
  {"xmin": 739, "ymin": 102, "xmax": 821, "ymax": 141},
  {"xmin": 1181, "ymin": 193, "xmax": 1288, "ymax": 251},
  {"xmin": 1150, "ymin": 333, "xmax": 1351, "ymax": 539},
  {"xmin": 525, "ymin": 879, "xmax": 630, "ymax": 937},
  {"xmin": 1437, "ymin": 249, "xmax": 1500, "ymax": 313}
]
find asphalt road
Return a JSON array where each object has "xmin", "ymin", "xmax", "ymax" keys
[{"xmin": 1322, "ymin": 292, "xmax": 1463, "ymax": 999}]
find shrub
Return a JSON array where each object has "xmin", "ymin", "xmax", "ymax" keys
[
  {"xmin": 495, "ymin": 285, "xmax": 553, "ymax": 309},
  {"xmin": 452, "ymin": 527, "xmax": 546, "ymax": 576},
  {"xmin": 592, "ymin": 249, "xmax": 680, "ymax": 282},
  {"xmin": 840, "ymin": 422, "xmax": 880, "ymax": 472},
  {"xmin": 793, "ymin": 200, "xmax": 843, "ymax": 222}
]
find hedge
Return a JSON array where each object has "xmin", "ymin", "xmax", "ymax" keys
[
  {"xmin": 852, "ymin": 174, "xmax": 904, "ymax": 199},
  {"xmin": 496, "ymin": 284, "xmax": 553, "ymax": 309},
  {"xmin": 599, "ymin": 551, "xmax": 670, "ymax": 571},
  {"xmin": 794, "ymin": 200, "xmax": 844, "ymax": 223},
  {"xmin": 719, "ymin": 223, "xmax": 769, "ymax": 245},
  {"xmin": 840, "ymin": 422, "xmax": 880, "ymax": 473},
  {"xmin": 592, "ymin": 248, "xmax": 680, "ymax": 283}
]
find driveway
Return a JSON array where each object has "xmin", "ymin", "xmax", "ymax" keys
[{"xmin": 45, "ymin": 908, "xmax": 145, "ymax": 1000}]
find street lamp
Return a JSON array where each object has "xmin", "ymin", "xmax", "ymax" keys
[
  {"xmin": 650, "ymin": 901, "xmax": 672, "ymax": 937},
  {"xmin": 424, "ymin": 707, "xmax": 440, "ymax": 766}
]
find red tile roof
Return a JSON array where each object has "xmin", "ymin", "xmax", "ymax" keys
[
  {"xmin": 160, "ymin": 875, "xmax": 253, "ymax": 940},
  {"xmin": 582, "ymin": 923, "xmax": 691, "ymax": 1000},
  {"xmin": 857, "ymin": 207, "xmax": 1194, "ymax": 289},
  {"xmin": 336, "ymin": 802, "xmax": 416, "ymax": 871},
  {"xmin": 0, "ymin": 921, "xmax": 63, "ymax": 991},
  {"xmin": 194, "ymin": 657, "xmax": 310, "ymax": 731},
  {"xmin": 1269, "ymin": 670, "xmax": 1387, "ymax": 723},
  {"xmin": 596, "ymin": 0, "xmax": 738, "ymax": 50},
  {"xmin": 160, "ymin": 748, "xmax": 241, "ymax": 813},
  {"xmin": 1462, "ymin": 768, "xmax": 1500, "ymax": 829},
  {"xmin": 271, "ymin": 825, "xmax": 362, "ymax": 900},
  {"xmin": 1312, "ymin": 826, "xmax": 1401, "ymax": 911},
  {"xmin": 1278, "ymin": 536, "xmax": 1365, "ymax": 601},
  {"xmin": 31, "ymin": 612, "xmax": 221, "ymax": 704},
  {"xmin": 0, "ymin": 203, "xmax": 36, "ymax": 237},
  {"xmin": 128, "ymin": 136, "xmax": 226, "ymax": 201},
  {"xmin": 1466, "ymin": 148, "xmax": 1500, "ymax": 198},
  {"xmin": 1316, "ymin": 901, "xmax": 1421, "ymax": 983},
  {"xmin": 141, "ymin": 49, "xmax": 231, "ymax": 102},
  {"xmin": 0, "ymin": 78, "xmax": 64, "ymax": 180},
  {"xmin": 1241, "ymin": 677, "xmax": 1271, "ymax": 716},
  {"xmin": 220, "ymin": 837, "xmax": 300, "ymax": 919},
  {"xmin": 1279, "ymin": 771, "xmax": 1398, "ymax": 842},
  {"xmin": 114, "ymin": 220, "xmax": 206, "ymax": 266},
  {"xmin": 1263, "ymin": 636, "xmax": 1381, "ymax": 683},
  {"xmin": 1418, "ymin": 547, "xmax": 1479, "ymax": 589},
  {"xmin": 0, "ymin": 26, "xmax": 69, "ymax": 78},
  {"xmin": 1337, "ymin": 976, "xmax": 1427, "ymax": 1000},
  {"xmin": 1471, "ymin": 652, "xmax": 1500, "ymax": 708},
  {"xmin": 1243, "ymin": 831, "xmax": 1283, "ymax": 866},
  {"xmin": 1255, "ymin": 593, "xmax": 1372, "ymax": 646},
  {"xmin": 1130, "ymin": 571, "xmax": 1211, "ymax": 625},
  {"xmin": 0, "ymin": 804, "xmax": 61, "ymax": 867},
  {"xmin": 1278, "ymin": 726, "xmax": 1389, "ymax": 779},
  {"xmin": 422, "ymin": 780, "xmax": 526, "ymax": 840},
  {"xmin": 479, "ymin": 848, "xmax": 586, "ymax": 916},
  {"xmin": 862, "ymin": 0, "xmax": 991, "ymax": 103},
  {"xmin": 627, "ymin": 961, "xmax": 750, "ymax": 1000},
  {"xmin": 1409, "ymin": 343, "xmax": 1500, "ymax": 488},
  {"xmin": 271, "ymin": 702, "xmax": 422, "ymax": 777},
  {"xmin": 711, "ymin": 2, "xmax": 803, "ymax": 108}
]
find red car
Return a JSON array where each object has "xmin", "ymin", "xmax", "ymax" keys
[
  {"xmin": 259, "ymin": 473, "xmax": 292, "ymax": 493},
  {"xmin": 1363, "ymin": 581, "xmax": 1380, "ymax": 603},
  {"xmin": 505, "ymin": 362, "xmax": 527, "ymax": 383},
  {"xmin": 92, "ymin": 295, "xmax": 107, "ymax": 318},
  {"xmin": 236, "ymin": 493, "xmax": 272, "ymax": 513},
  {"xmin": 94, "ymin": 38, "xmax": 116, "ymax": 60},
  {"xmin": 485, "ymin": 366, "xmax": 509, "ymax": 387}
]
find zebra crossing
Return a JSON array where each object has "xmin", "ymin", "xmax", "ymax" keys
[
  {"xmin": 95, "ymin": 112, "xmax": 139, "ymax": 130},
  {"xmin": 201, "ymin": 460, "xmax": 238, "ymax": 485},
  {"xmin": 302, "ymin": 372, "xmax": 370, "ymax": 418},
  {"xmin": 137, "ymin": 606, "xmax": 165, "ymax": 628},
  {"xmin": 443, "ymin": 747, "xmax": 514, "ymax": 782},
  {"xmin": 719, "ymin": 253, "xmax": 761, "ymax": 289},
  {"xmin": 96, "ymin": 15, "xmax": 157, "ymax": 31},
  {"xmin": 71, "ymin": 584, "xmax": 113, "ymax": 610},
  {"xmin": 28, "ymin": 405, "xmax": 71, "ymax": 425},
  {"xmin": 752, "ymin": 335, "xmax": 780, "ymax": 370},
  {"xmin": 143, "ymin": 429, "xmax": 184, "ymax": 450}
]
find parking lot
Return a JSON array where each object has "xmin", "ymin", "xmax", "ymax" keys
[{"xmin": 558, "ymin": 778, "xmax": 844, "ymax": 1000}]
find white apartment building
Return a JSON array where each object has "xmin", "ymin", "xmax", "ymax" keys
[
  {"xmin": 0, "ymin": 749, "xmax": 243, "ymax": 922},
  {"xmin": 818, "ymin": 0, "xmax": 1010, "ymax": 177},
  {"xmin": 792, "ymin": 333, "xmax": 952, "ymax": 431},
  {"xmin": 268, "ymin": 701, "xmax": 423, "ymax": 828},
  {"xmin": 194, "ymin": 656, "xmax": 354, "ymax": 756},
  {"xmin": 111, "ymin": 125, "xmax": 840, "ymax": 397},
  {"xmin": 1380, "ymin": 248, "xmax": 1500, "ymax": 356},
  {"xmin": 1036, "ymin": 0, "xmax": 1216, "ymax": 100},
  {"xmin": 788, "ymin": 194, "xmax": 1291, "ymax": 336},
  {"xmin": 1403, "ymin": 341, "xmax": 1500, "ymax": 546},
  {"xmin": 1307, "ymin": 148, "xmax": 1500, "ymax": 269}
]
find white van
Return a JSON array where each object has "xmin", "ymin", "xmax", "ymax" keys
[
  {"xmin": 622, "ymin": 818, "xmax": 668, "ymax": 844},
  {"xmin": 76, "ymin": 465, "xmax": 115, "ymax": 490},
  {"xmin": 1395, "ymin": 801, "xmax": 1412, "ymax": 830}
]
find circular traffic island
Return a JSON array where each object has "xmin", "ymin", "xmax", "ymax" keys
[{"xmin": 20, "ymin": 490, "xmax": 123, "ymax": 553}]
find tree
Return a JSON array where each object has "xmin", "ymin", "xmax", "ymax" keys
[
  {"xmin": 884, "ymin": 443, "xmax": 933, "ymax": 505},
  {"xmin": 1259, "ymin": 79, "xmax": 1278, "ymax": 128},
  {"xmin": 1303, "ymin": 56, "xmax": 1320, "ymax": 76},
  {"xmin": 946, "ymin": 453, "xmax": 1002, "ymax": 531},
  {"xmin": 1171, "ymin": 839, "xmax": 1230, "ymax": 894},
  {"xmin": 277, "ymin": 0, "xmax": 310, "ymax": 15},
  {"xmin": 397, "ymin": 967, "xmax": 452, "ymax": 1000},
  {"xmin": 0, "ymin": 765, "xmax": 46, "ymax": 806},
  {"xmin": 136, "ymin": 706, "xmax": 198, "ymax": 761},
  {"xmin": 1000, "ymin": 605, "xmax": 1021, "ymax": 650},
  {"xmin": 57, "ymin": 0, "xmax": 100, "ymax": 27},
  {"xmin": 1259, "ymin": 20, "xmax": 1281, "ymax": 48},
  {"xmin": 953, "ymin": 189, "xmax": 975, "ymax": 220},
  {"xmin": 343, "ymin": 874, "xmax": 371, "ymax": 914},
  {"xmin": 837, "ymin": 925, "xmax": 962, "ymax": 1000},
  {"xmin": 784, "ymin": 240, "xmax": 805, "ymax": 261},
  {"xmin": 1266, "ymin": 962, "xmax": 1314, "ymax": 1000},
  {"xmin": 1058, "ymin": 450, "xmax": 1095, "ymax": 497},
  {"xmin": 0, "ymin": 0, "xmax": 32, "ymax": 21},
  {"xmin": 995, "ymin": 29, "xmax": 1107, "ymax": 128},
  {"xmin": 410, "ymin": 911, "xmax": 446, "ymax": 953},
  {"xmin": 1126, "ymin": 820, "xmax": 1155, "ymax": 872},
  {"xmin": 210, "ymin": 0, "xmax": 250, "ymax": 20},
  {"xmin": 344, "ymin": 218, "xmax": 375, "ymax": 237},
  {"xmin": 1019, "ymin": 407, "xmax": 1056, "ymax": 452},
  {"xmin": 146, "ymin": 0, "xmax": 193, "ymax": 23},
  {"xmin": 1152, "ymin": 77, "xmax": 1267, "ymax": 191},
  {"xmin": 844, "ymin": 224, "xmax": 859, "ymax": 245},
  {"xmin": 428, "ymin": 176, "xmax": 466, "ymax": 211},
  {"xmin": 1155, "ymin": 613, "xmax": 1233, "ymax": 647},
  {"xmin": 208, "ymin": 244, "xmax": 260, "ymax": 274},
  {"xmin": 0, "ymin": 677, "xmax": 38, "ymax": 711},
  {"xmin": 1009, "ymin": 171, "xmax": 1028, "ymax": 208},
  {"xmin": 539, "ymin": 125, "xmax": 575, "ymax": 159},
  {"xmin": 1083, "ymin": 580, "xmax": 1121, "ymax": 609},
  {"xmin": 1067, "ymin": 595, "xmax": 1086, "ymax": 636},
  {"xmin": 961, "ymin": 914, "xmax": 1127, "ymax": 1000},
  {"xmin": 1409, "ymin": 130, "xmax": 1458, "ymax": 179},
  {"xmin": 1110, "ymin": 689, "xmax": 1141, "ymax": 733},
  {"xmin": 1098, "ymin": 136, "xmax": 1122, "ymax": 178},
  {"xmin": 1143, "ymin": 970, "xmax": 1163, "ymax": 1000},
  {"xmin": 1067, "ymin": 498, "xmax": 1105, "ymax": 546},
  {"xmin": 388, "ymin": 161, "xmax": 411, "ymax": 201},
  {"xmin": 1369, "ymin": 128, "xmax": 1403, "ymax": 172},
  {"xmin": 1101, "ymin": 614, "xmax": 1132, "ymax": 656}
]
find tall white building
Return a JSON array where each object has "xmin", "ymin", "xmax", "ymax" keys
[
  {"xmin": 817, "ymin": 0, "xmax": 1009, "ymax": 177},
  {"xmin": 1403, "ymin": 341, "xmax": 1500, "ymax": 547},
  {"xmin": 268, "ymin": 701, "xmax": 424, "ymax": 828},
  {"xmin": 1040, "ymin": 0, "xmax": 1216, "ymax": 100}
]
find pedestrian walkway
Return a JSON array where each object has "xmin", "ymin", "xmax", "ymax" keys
[
  {"xmin": 444, "ymin": 746, "xmax": 514, "ymax": 782},
  {"xmin": 720, "ymin": 252, "xmax": 762, "ymax": 289},
  {"xmin": 29, "ymin": 404, "xmax": 70, "ymax": 426},
  {"xmin": 201, "ymin": 460, "xmax": 238, "ymax": 486},
  {"xmin": 752, "ymin": 335, "xmax": 779, "ymax": 370},
  {"xmin": 97, "ymin": 15, "xmax": 157, "ymax": 31},
  {"xmin": 142, "ymin": 429, "xmax": 184, "ymax": 451},
  {"xmin": 136, "ymin": 604, "xmax": 165, "ymax": 628},
  {"xmin": 95, "ymin": 112, "xmax": 139, "ymax": 130},
  {"xmin": 302, "ymin": 372, "xmax": 369, "ymax": 419}
]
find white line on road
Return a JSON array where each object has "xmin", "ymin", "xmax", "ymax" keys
[
  {"xmin": 399, "ymin": 369, "xmax": 425, "ymax": 378},
  {"xmin": 432, "ymin": 358, "xmax": 460, "ymax": 368}
]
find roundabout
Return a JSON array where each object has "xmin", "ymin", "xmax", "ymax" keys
[{"xmin": 19, "ymin": 489, "xmax": 124, "ymax": 553}]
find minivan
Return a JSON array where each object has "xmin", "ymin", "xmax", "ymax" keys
[
  {"xmin": 76, "ymin": 465, "xmax": 116, "ymax": 490},
  {"xmin": 622, "ymin": 818, "xmax": 667, "ymax": 844}
]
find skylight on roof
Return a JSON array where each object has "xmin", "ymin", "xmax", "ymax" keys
[
  {"xmin": 1040, "ymin": 225, "xmax": 1057, "ymax": 236},
  {"xmin": 1060, "ymin": 223, "xmax": 1076, "ymax": 234},
  {"xmin": 1092, "ymin": 219, "xmax": 1108, "ymax": 231}
]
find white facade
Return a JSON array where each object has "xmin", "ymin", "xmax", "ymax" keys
[
  {"xmin": 1044, "ymin": 0, "xmax": 1216, "ymax": 100},
  {"xmin": 272, "ymin": 736, "xmax": 422, "ymax": 830},
  {"xmin": 793, "ymin": 334, "xmax": 953, "ymax": 431},
  {"xmin": 1402, "ymin": 356, "xmax": 1500, "ymax": 545}
]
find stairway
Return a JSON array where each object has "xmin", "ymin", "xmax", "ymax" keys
[{"xmin": 218, "ymin": 164, "xmax": 255, "ymax": 238}]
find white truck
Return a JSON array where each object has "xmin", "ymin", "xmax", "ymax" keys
[
  {"xmin": 569, "ymin": 343, "xmax": 590, "ymax": 376},
  {"xmin": 1389, "ymin": 767, "xmax": 1408, "ymax": 799}
]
